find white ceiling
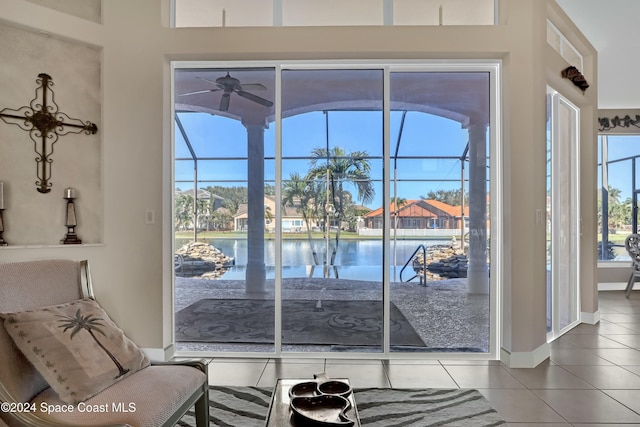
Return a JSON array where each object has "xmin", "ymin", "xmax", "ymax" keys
[{"xmin": 556, "ymin": 0, "xmax": 640, "ymax": 109}]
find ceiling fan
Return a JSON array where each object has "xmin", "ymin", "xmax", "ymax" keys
[{"xmin": 179, "ymin": 72, "xmax": 273, "ymax": 112}]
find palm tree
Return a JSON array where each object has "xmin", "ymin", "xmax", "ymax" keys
[
  {"xmin": 306, "ymin": 146, "xmax": 375, "ymax": 266},
  {"xmin": 195, "ymin": 197, "xmax": 210, "ymax": 232},
  {"xmin": 58, "ymin": 309, "xmax": 129, "ymax": 379},
  {"xmin": 392, "ymin": 197, "xmax": 408, "ymax": 230},
  {"xmin": 607, "ymin": 186, "xmax": 622, "ymax": 205},
  {"xmin": 391, "ymin": 197, "xmax": 408, "ymax": 273},
  {"xmin": 283, "ymin": 172, "xmax": 321, "ymax": 265},
  {"xmin": 264, "ymin": 205, "xmax": 273, "ymax": 231},
  {"xmin": 174, "ymin": 193, "xmax": 193, "ymax": 231}
]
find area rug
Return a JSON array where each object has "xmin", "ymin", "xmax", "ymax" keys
[
  {"xmin": 175, "ymin": 386, "xmax": 506, "ymax": 427},
  {"xmin": 175, "ymin": 299, "xmax": 426, "ymax": 347}
]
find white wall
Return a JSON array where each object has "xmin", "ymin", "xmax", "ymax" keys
[{"xmin": 21, "ymin": 0, "xmax": 101, "ymax": 23}]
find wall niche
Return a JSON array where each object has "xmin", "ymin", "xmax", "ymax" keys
[{"xmin": 0, "ymin": 23, "xmax": 102, "ymax": 246}]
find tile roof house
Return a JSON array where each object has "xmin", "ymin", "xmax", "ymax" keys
[{"xmin": 365, "ymin": 199, "xmax": 469, "ymax": 230}]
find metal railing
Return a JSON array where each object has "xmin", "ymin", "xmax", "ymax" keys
[{"xmin": 400, "ymin": 244, "xmax": 427, "ymax": 285}]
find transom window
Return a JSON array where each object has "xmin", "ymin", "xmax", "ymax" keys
[{"xmin": 173, "ymin": 0, "xmax": 496, "ymax": 27}]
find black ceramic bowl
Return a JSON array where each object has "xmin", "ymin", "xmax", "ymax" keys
[
  {"xmin": 289, "ymin": 381, "xmax": 319, "ymax": 399},
  {"xmin": 290, "ymin": 395, "xmax": 354, "ymax": 427},
  {"xmin": 317, "ymin": 380, "xmax": 352, "ymax": 398}
]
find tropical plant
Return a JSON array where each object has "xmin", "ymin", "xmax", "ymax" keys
[
  {"xmin": 58, "ymin": 309, "xmax": 129, "ymax": 378},
  {"xmin": 195, "ymin": 197, "xmax": 210, "ymax": 231},
  {"xmin": 211, "ymin": 209, "xmax": 233, "ymax": 231},
  {"xmin": 264, "ymin": 205, "xmax": 273, "ymax": 231},
  {"xmin": 422, "ymin": 189, "xmax": 468, "ymax": 206},
  {"xmin": 205, "ymin": 185, "xmax": 247, "ymax": 214},
  {"xmin": 343, "ymin": 202, "xmax": 369, "ymax": 232},
  {"xmin": 264, "ymin": 183, "xmax": 276, "ymax": 196},
  {"xmin": 597, "ymin": 185, "xmax": 632, "ymax": 232},
  {"xmin": 392, "ymin": 197, "xmax": 408, "ymax": 230},
  {"xmin": 174, "ymin": 192, "xmax": 193, "ymax": 231},
  {"xmin": 306, "ymin": 146, "xmax": 374, "ymax": 265},
  {"xmin": 283, "ymin": 172, "xmax": 322, "ymax": 264}
]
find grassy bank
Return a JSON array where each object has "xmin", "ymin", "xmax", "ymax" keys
[{"xmin": 175, "ymin": 230, "xmax": 459, "ymax": 241}]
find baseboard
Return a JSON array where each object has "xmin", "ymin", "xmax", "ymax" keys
[
  {"xmin": 500, "ymin": 343, "xmax": 550, "ymax": 368},
  {"xmin": 141, "ymin": 344, "xmax": 175, "ymax": 362},
  {"xmin": 598, "ymin": 282, "xmax": 627, "ymax": 291},
  {"xmin": 581, "ymin": 310, "xmax": 600, "ymax": 325}
]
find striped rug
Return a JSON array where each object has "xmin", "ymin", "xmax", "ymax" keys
[{"xmin": 176, "ymin": 386, "xmax": 506, "ymax": 426}]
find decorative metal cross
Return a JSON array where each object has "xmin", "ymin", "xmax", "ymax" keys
[{"xmin": 0, "ymin": 73, "xmax": 98, "ymax": 193}]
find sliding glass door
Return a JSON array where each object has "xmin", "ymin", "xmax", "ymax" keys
[{"xmin": 173, "ymin": 62, "xmax": 499, "ymax": 357}]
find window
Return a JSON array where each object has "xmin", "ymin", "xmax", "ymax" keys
[
  {"xmin": 598, "ymin": 135, "xmax": 640, "ymax": 261},
  {"xmin": 173, "ymin": 0, "xmax": 496, "ymax": 27},
  {"xmin": 547, "ymin": 20, "xmax": 583, "ymax": 71}
]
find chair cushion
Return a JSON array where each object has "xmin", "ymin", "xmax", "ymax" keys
[
  {"xmin": 0, "ymin": 259, "xmax": 87, "ymax": 402},
  {"xmin": 1, "ymin": 298, "xmax": 149, "ymax": 404},
  {"xmin": 30, "ymin": 365, "xmax": 206, "ymax": 427}
]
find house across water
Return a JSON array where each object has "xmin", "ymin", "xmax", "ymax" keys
[{"xmin": 364, "ymin": 199, "xmax": 469, "ymax": 231}]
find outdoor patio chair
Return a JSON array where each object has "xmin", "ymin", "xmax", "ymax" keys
[
  {"xmin": 625, "ymin": 234, "xmax": 640, "ymax": 298},
  {"xmin": 0, "ymin": 259, "xmax": 209, "ymax": 427}
]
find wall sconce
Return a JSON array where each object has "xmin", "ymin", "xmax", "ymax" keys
[
  {"xmin": 561, "ymin": 66, "xmax": 589, "ymax": 93},
  {"xmin": 61, "ymin": 187, "xmax": 81, "ymax": 244}
]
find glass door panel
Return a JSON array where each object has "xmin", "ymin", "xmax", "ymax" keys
[
  {"xmin": 389, "ymin": 72, "xmax": 491, "ymax": 353},
  {"xmin": 555, "ymin": 99, "xmax": 579, "ymax": 332},
  {"xmin": 281, "ymin": 69, "xmax": 384, "ymax": 353},
  {"xmin": 546, "ymin": 94, "xmax": 552, "ymax": 332},
  {"xmin": 173, "ymin": 67, "xmax": 276, "ymax": 353},
  {"xmin": 546, "ymin": 88, "xmax": 580, "ymax": 339}
]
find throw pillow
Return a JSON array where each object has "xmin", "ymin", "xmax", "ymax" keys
[{"xmin": 2, "ymin": 298, "xmax": 150, "ymax": 404}]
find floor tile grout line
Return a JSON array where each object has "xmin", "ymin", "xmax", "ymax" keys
[
  {"xmin": 599, "ymin": 388, "xmax": 640, "ymax": 417},
  {"xmin": 526, "ymin": 388, "xmax": 574, "ymax": 425}
]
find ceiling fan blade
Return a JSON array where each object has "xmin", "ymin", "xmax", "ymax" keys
[
  {"xmin": 220, "ymin": 93, "xmax": 231, "ymax": 111},
  {"xmin": 238, "ymin": 83, "xmax": 267, "ymax": 91},
  {"xmin": 178, "ymin": 88, "xmax": 221, "ymax": 96},
  {"xmin": 197, "ymin": 76, "xmax": 226, "ymax": 90},
  {"xmin": 236, "ymin": 90, "xmax": 273, "ymax": 107}
]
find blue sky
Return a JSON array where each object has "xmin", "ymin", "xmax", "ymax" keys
[
  {"xmin": 175, "ymin": 110, "xmax": 473, "ymax": 209},
  {"xmin": 598, "ymin": 135, "xmax": 640, "ymax": 202}
]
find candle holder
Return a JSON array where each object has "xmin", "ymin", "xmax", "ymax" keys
[
  {"xmin": 61, "ymin": 188, "xmax": 81, "ymax": 244},
  {"xmin": 0, "ymin": 209, "xmax": 7, "ymax": 246}
]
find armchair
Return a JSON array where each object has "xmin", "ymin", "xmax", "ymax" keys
[
  {"xmin": 625, "ymin": 234, "xmax": 640, "ymax": 298},
  {"xmin": 0, "ymin": 259, "xmax": 209, "ymax": 427}
]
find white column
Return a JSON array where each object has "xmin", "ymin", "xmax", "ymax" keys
[
  {"xmin": 245, "ymin": 123, "xmax": 266, "ymax": 293},
  {"xmin": 467, "ymin": 122, "xmax": 489, "ymax": 294}
]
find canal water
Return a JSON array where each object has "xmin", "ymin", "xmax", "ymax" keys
[{"xmin": 176, "ymin": 238, "xmax": 455, "ymax": 281}]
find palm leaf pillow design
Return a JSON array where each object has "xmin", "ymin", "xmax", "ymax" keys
[{"xmin": 2, "ymin": 298, "xmax": 149, "ymax": 404}]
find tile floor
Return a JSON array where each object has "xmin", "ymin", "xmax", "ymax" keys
[{"xmin": 203, "ymin": 291, "xmax": 640, "ymax": 426}]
